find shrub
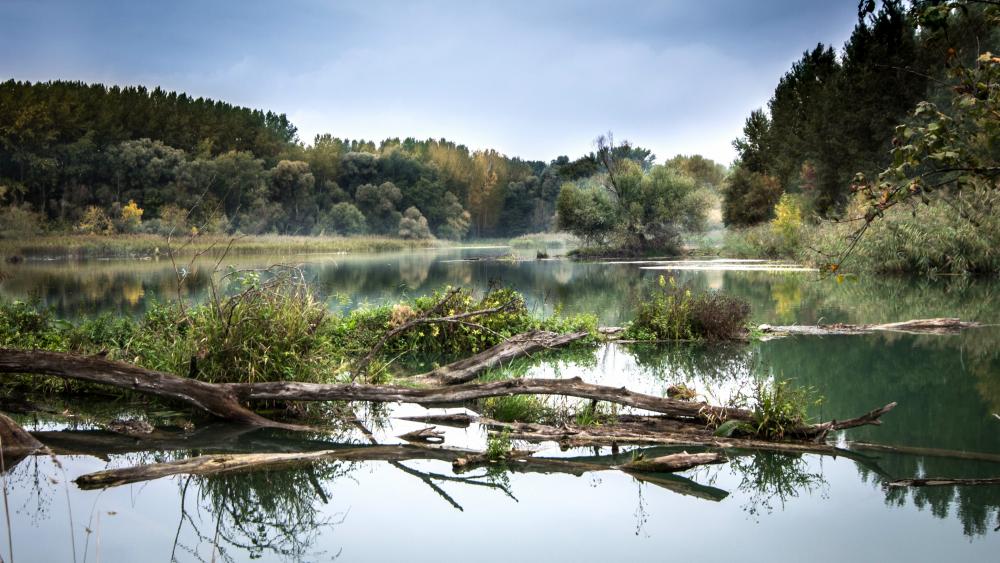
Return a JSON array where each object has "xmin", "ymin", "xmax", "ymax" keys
[
  {"xmin": 397, "ymin": 206, "xmax": 434, "ymax": 240},
  {"xmin": 0, "ymin": 204, "xmax": 45, "ymax": 238},
  {"xmin": 625, "ymin": 275, "xmax": 751, "ymax": 341}
]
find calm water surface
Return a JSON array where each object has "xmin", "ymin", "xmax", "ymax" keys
[{"xmin": 2, "ymin": 247, "xmax": 999, "ymax": 562}]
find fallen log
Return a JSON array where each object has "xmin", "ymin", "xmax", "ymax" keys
[
  {"xmin": 0, "ymin": 349, "xmax": 302, "ymax": 430},
  {"xmin": 619, "ymin": 451, "xmax": 726, "ymax": 473},
  {"xmin": 413, "ymin": 330, "xmax": 589, "ymax": 385},
  {"xmin": 0, "ymin": 412, "xmax": 43, "ymax": 456},
  {"xmin": 759, "ymin": 317, "xmax": 980, "ymax": 338},
  {"xmin": 396, "ymin": 413, "xmax": 476, "ymax": 428},
  {"xmin": 398, "ymin": 426, "xmax": 445, "ymax": 444},
  {"xmin": 888, "ymin": 477, "xmax": 1000, "ymax": 488},
  {"xmin": 0, "ymin": 349, "xmax": 895, "ymax": 440}
]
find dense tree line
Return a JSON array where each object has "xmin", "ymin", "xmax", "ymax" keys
[
  {"xmin": 0, "ymin": 80, "xmax": 726, "ymax": 242},
  {"xmin": 723, "ymin": 0, "xmax": 999, "ymax": 226},
  {"xmin": 0, "ymin": 80, "xmax": 569, "ymax": 239}
]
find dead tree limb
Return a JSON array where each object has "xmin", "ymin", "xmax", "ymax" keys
[
  {"xmin": 412, "ymin": 330, "xmax": 590, "ymax": 385},
  {"xmin": 0, "ymin": 349, "xmax": 304, "ymax": 431},
  {"xmin": 619, "ymin": 451, "xmax": 726, "ymax": 473},
  {"xmin": 0, "ymin": 349, "xmax": 894, "ymax": 440},
  {"xmin": 352, "ymin": 290, "xmax": 518, "ymax": 377},
  {"xmin": 0, "ymin": 412, "xmax": 43, "ymax": 456},
  {"xmin": 759, "ymin": 318, "xmax": 980, "ymax": 338}
]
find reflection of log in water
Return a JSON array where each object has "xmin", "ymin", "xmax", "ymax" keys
[{"xmin": 71, "ymin": 442, "xmax": 731, "ymax": 502}]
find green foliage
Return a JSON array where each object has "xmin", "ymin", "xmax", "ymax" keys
[
  {"xmin": 729, "ymin": 0, "xmax": 967, "ymax": 218},
  {"xmin": 624, "ymin": 275, "xmax": 751, "ymax": 341},
  {"xmin": 485, "ymin": 429, "xmax": 513, "ymax": 461},
  {"xmin": 314, "ymin": 202, "xmax": 367, "ymax": 236},
  {"xmin": 842, "ymin": 4, "xmax": 999, "ymax": 269},
  {"xmin": 481, "ymin": 395, "xmax": 553, "ymax": 424},
  {"xmin": 748, "ymin": 380, "xmax": 822, "ymax": 440},
  {"xmin": 397, "ymin": 206, "xmax": 434, "ymax": 240},
  {"xmin": 556, "ymin": 145, "xmax": 712, "ymax": 254},
  {"xmin": 0, "ymin": 203, "xmax": 45, "ymax": 238},
  {"xmin": 722, "ymin": 165, "xmax": 782, "ymax": 227}
]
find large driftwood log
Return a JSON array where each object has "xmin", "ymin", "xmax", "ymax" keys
[
  {"xmin": 413, "ymin": 330, "xmax": 589, "ymax": 385},
  {"xmin": 619, "ymin": 451, "xmax": 726, "ymax": 473},
  {"xmin": 0, "ymin": 412, "xmax": 43, "ymax": 456},
  {"xmin": 0, "ymin": 349, "xmax": 302, "ymax": 430},
  {"xmin": 759, "ymin": 318, "xmax": 980, "ymax": 338},
  {"xmin": 0, "ymin": 348, "xmax": 894, "ymax": 440}
]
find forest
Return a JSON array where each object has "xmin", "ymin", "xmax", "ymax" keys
[
  {"xmin": 721, "ymin": 0, "xmax": 999, "ymax": 274},
  {"xmin": 0, "ymin": 80, "xmax": 726, "ymax": 243}
]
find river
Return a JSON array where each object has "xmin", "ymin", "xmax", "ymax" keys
[{"xmin": 1, "ymin": 247, "xmax": 999, "ymax": 561}]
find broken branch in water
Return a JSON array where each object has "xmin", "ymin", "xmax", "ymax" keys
[
  {"xmin": 0, "ymin": 347, "xmax": 895, "ymax": 444},
  {"xmin": 758, "ymin": 317, "xmax": 981, "ymax": 338}
]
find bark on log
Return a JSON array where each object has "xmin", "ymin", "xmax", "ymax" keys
[
  {"xmin": 0, "ymin": 349, "xmax": 303, "ymax": 430},
  {"xmin": 619, "ymin": 451, "xmax": 726, "ymax": 473},
  {"xmin": 758, "ymin": 318, "xmax": 980, "ymax": 338},
  {"xmin": 0, "ymin": 412, "xmax": 43, "ymax": 456},
  {"xmin": 888, "ymin": 477, "xmax": 1000, "ymax": 488},
  {"xmin": 1, "ymin": 349, "xmax": 894, "ymax": 440},
  {"xmin": 413, "ymin": 330, "xmax": 589, "ymax": 385}
]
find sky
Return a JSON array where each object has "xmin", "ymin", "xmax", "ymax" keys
[{"xmin": 0, "ymin": 0, "xmax": 862, "ymax": 164}]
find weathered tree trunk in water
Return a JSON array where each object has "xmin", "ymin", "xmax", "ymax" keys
[
  {"xmin": 0, "ymin": 412, "xmax": 43, "ymax": 456},
  {"xmin": 413, "ymin": 330, "xmax": 589, "ymax": 385},
  {"xmin": 0, "ymin": 349, "xmax": 303, "ymax": 430},
  {"xmin": 0, "ymin": 349, "xmax": 894, "ymax": 440},
  {"xmin": 758, "ymin": 318, "xmax": 980, "ymax": 338},
  {"xmin": 619, "ymin": 451, "xmax": 726, "ymax": 473}
]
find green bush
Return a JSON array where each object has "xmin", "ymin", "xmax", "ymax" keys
[{"xmin": 624, "ymin": 275, "xmax": 750, "ymax": 341}]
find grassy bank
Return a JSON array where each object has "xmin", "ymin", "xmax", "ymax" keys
[{"xmin": 0, "ymin": 233, "xmax": 447, "ymax": 260}]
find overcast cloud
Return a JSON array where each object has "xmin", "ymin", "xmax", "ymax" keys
[{"xmin": 0, "ymin": 0, "xmax": 862, "ymax": 163}]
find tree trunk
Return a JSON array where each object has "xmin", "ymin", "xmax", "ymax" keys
[
  {"xmin": 414, "ymin": 330, "xmax": 589, "ymax": 385},
  {"xmin": 0, "ymin": 349, "xmax": 303, "ymax": 430},
  {"xmin": 619, "ymin": 451, "xmax": 726, "ymax": 473}
]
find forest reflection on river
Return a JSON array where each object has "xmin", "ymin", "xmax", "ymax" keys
[{"xmin": 1, "ymin": 248, "xmax": 999, "ymax": 561}]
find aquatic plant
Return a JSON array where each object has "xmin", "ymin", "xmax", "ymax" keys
[{"xmin": 624, "ymin": 275, "xmax": 751, "ymax": 341}]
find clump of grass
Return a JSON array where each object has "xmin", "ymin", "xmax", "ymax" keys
[
  {"xmin": 716, "ymin": 379, "xmax": 823, "ymax": 440},
  {"xmin": 0, "ymin": 233, "xmax": 444, "ymax": 260},
  {"xmin": 480, "ymin": 395, "xmax": 554, "ymax": 423},
  {"xmin": 624, "ymin": 275, "xmax": 750, "ymax": 341},
  {"xmin": 750, "ymin": 380, "xmax": 821, "ymax": 440},
  {"xmin": 486, "ymin": 429, "xmax": 513, "ymax": 461},
  {"xmin": 1, "ymin": 281, "xmax": 598, "ymax": 397}
]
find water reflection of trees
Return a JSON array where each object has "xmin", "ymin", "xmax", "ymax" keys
[
  {"xmin": 175, "ymin": 462, "xmax": 350, "ymax": 562},
  {"xmin": 857, "ymin": 455, "xmax": 1000, "ymax": 537},
  {"xmin": 729, "ymin": 453, "xmax": 827, "ymax": 519}
]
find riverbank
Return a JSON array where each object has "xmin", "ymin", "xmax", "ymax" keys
[{"xmin": 0, "ymin": 233, "xmax": 453, "ymax": 260}]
